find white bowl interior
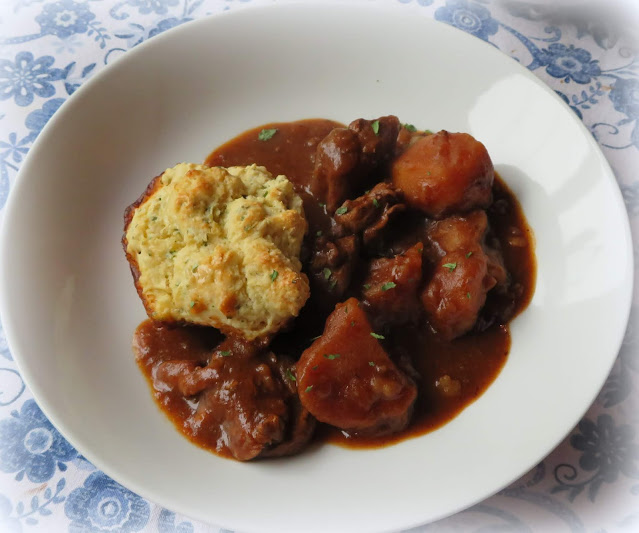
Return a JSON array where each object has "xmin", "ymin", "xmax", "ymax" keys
[{"xmin": 0, "ymin": 5, "xmax": 632, "ymax": 533}]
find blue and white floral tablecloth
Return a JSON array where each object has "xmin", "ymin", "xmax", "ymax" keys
[{"xmin": 0, "ymin": 0, "xmax": 638, "ymax": 531}]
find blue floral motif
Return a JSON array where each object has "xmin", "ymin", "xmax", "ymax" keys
[
  {"xmin": 0, "ymin": 133, "xmax": 30, "ymax": 165},
  {"xmin": 0, "ymin": 494, "xmax": 22, "ymax": 533},
  {"xmin": 0, "ymin": 52, "xmax": 64, "ymax": 107},
  {"xmin": 0, "ymin": 399, "xmax": 77, "ymax": 483},
  {"xmin": 553, "ymin": 415, "xmax": 639, "ymax": 501},
  {"xmin": 609, "ymin": 77, "xmax": 639, "ymax": 120},
  {"xmin": 537, "ymin": 43, "xmax": 601, "ymax": 84},
  {"xmin": 435, "ymin": 0, "xmax": 498, "ymax": 42},
  {"xmin": 73, "ymin": 455, "xmax": 97, "ymax": 471},
  {"xmin": 148, "ymin": 17, "xmax": 191, "ymax": 39},
  {"xmin": 35, "ymin": 0, "xmax": 96, "ymax": 39},
  {"xmin": 12, "ymin": 478, "xmax": 66, "ymax": 526},
  {"xmin": 114, "ymin": 17, "xmax": 191, "ymax": 48},
  {"xmin": 54, "ymin": 35, "xmax": 84, "ymax": 55},
  {"xmin": 158, "ymin": 509, "xmax": 193, "ymax": 533},
  {"xmin": 24, "ymin": 97, "xmax": 66, "ymax": 141},
  {"xmin": 573, "ymin": 415, "xmax": 639, "ymax": 480},
  {"xmin": 65, "ymin": 471, "xmax": 150, "ymax": 532},
  {"xmin": 555, "ymin": 90, "xmax": 583, "ymax": 119},
  {"xmin": 128, "ymin": 0, "xmax": 180, "ymax": 15}
]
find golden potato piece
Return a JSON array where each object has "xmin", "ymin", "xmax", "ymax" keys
[
  {"xmin": 123, "ymin": 163, "xmax": 310, "ymax": 340},
  {"xmin": 391, "ymin": 131, "xmax": 493, "ymax": 218}
]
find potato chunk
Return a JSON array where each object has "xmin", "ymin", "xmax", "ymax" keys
[
  {"xmin": 391, "ymin": 131, "xmax": 493, "ymax": 218},
  {"xmin": 297, "ymin": 298, "xmax": 417, "ymax": 437}
]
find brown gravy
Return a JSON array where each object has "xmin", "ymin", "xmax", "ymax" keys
[{"xmin": 134, "ymin": 119, "xmax": 535, "ymax": 455}]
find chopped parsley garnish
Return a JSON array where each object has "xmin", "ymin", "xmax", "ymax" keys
[
  {"xmin": 305, "ymin": 385, "xmax": 314, "ymax": 393},
  {"xmin": 192, "ymin": 264, "xmax": 199, "ymax": 272},
  {"xmin": 424, "ymin": 129, "xmax": 433, "ymax": 135},
  {"xmin": 286, "ymin": 368, "xmax": 296, "ymax": 381},
  {"xmin": 381, "ymin": 282, "xmax": 396, "ymax": 291},
  {"xmin": 316, "ymin": 230, "xmax": 323, "ymax": 237},
  {"xmin": 372, "ymin": 198, "xmax": 380, "ymax": 208},
  {"xmin": 263, "ymin": 191, "xmax": 268, "ymax": 197},
  {"xmin": 371, "ymin": 120, "xmax": 380, "ymax": 135},
  {"xmin": 312, "ymin": 365, "xmax": 318, "ymax": 370},
  {"xmin": 323, "ymin": 267, "xmax": 332, "ymax": 280},
  {"xmin": 151, "ymin": 216, "xmax": 157, "ymax": 221},
  {"xmin": 369, "ymin": 361, "xmax": 375, "ymax": 367},
  {"xmin": 363, "ymin": 283, "xmax": 371, "ymax": 290},
  {"xmin": 335, "ymin": 206, "xmax": 348, "ymax": 215},
  {"xmin": 466, "ymin": 292, "xmax": 471, "ymax": 299},
  {"xmin": 270, "ymin": 270, "xmax": 279, "ymax": 282},
  {"xmin": 351, "ymin": 321, "xmax": 355, "ymax": 327},
  {"xmin": 324, "ymin": 353, "xmax": 341, "ymax": 360},
  {"xmin": 310, "ymin": 334, "xmax": 322, "ymax": 342},
  {"xmin": 258, "ymin": 128, "xmax": 278, "ymax": 141},
  {"xmin": 466, "ymin": 251, "xmax": 473, "ymax": 258},
  {"xmin": 319, "ymin": 202, "xmax": 326, "ymax": 208},
  {"xmin": 402, "ymin": 123, "xmax": 417, "ymax": 132},
  {"xmin": 329, "ymin": 279, "xmax": 337, "ymax": 290},
  {"xmin": 443, "ymin": 262, "xmax": 457, "ymax": 272},
  {"xmin": 220, "ymin": 350, "xmax": 232, "ymax": 357},
  {"xmin": 370, "ymin": 332, "xmax": 385, "ymax": 340},
  {"xmin": 189, "ymin": 301, "xmax": 195, "ymax": 308}
]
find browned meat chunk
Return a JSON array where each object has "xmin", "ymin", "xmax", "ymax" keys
[
  {"xmin": 311, "ymin": 116, "xmax": 401, "ymax": 213},
  {"xmin": 391, "ymin": 131, "xmax": 494, "ymax": 218},
  {"xmin": 308, "ymin": 235, "xmax": 360, "ymax": 307},
  {"xmin": 348, "ymin": 115, "xmax": 400, "ymax": 174},
  {"xmin": 254, "ymin": 353, "xmax": 316, "ymax": 458},
  {"xmin": 394, "ymin": 125, "xmax": 429, "ymax": 157},
  {"xmin": 421, "ymin": 211, "xmax": 506, "ymax": 340},
  {"xmin": 156, "ymin": 342, "xmax": 315, "ymax": 461},
  {"xmin": 333, "ymin": 182, "xmax": 406, "ymax": 249},
  {"xmin": 311, "ymin": 128, "xmax": 361, "ymax": 213},
  {"xmin": 362, "ymin": 243, "xmax": 423, "ymax": 326},
  {"xmin": 297, "ymin": 298, "xmax": 417, "ymax": 437}
]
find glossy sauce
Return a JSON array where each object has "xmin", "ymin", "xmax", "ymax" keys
[{"xmin": 135, "ymin": 119, "xmax": 536, "ymax": 454}]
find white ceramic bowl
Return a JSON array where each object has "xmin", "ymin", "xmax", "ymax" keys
[{"xmin": 0, "ymin": 4, "xmax": 632, "ymax": 533}]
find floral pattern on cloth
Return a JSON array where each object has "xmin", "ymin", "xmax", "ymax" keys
[
  {"xmin": 0, "ymin": 0, "xmax": 637, "ymax": 532},
  {"xmin": 65, "ymin": 472, "xmax": 150, "ymax": 532}
]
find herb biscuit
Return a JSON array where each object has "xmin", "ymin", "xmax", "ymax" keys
[{"xmin": 123, "ymin": 163, "xmax": 310, "ymax": 340}]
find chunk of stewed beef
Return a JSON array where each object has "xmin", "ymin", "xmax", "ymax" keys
[
  {"xmin": 361, "ymin": 242, "xmax": 424, "ymax": 327},
  {"xmin": 311, "ymin": 128, "xmax": 361, "ymax": 214},
  {"xmin": 421, "ymin": 211, "xmax": 507, "ymax": 340},
  {"xmin": 311, "ymin": 116, "xmax": 401, "ymax": 213},
  {"xmin": 308, "ymin": 234, "xmax": 360, "ymax": 307},
  {"xmin": 394, "ymin": 125, "xmax": 429, "ymax": 157},
  {"xmin": 297, "ymin": 298, "xmax": 417, "ymax": 437},
  {"xmin": 156, "ymin": 341, "xmax": 315, "ymax": 461},
  {"xmin": 348, "ymin": 115, "xmax": 401, "ymax": 174},
  {"xmin": 333, "ymin": 182, "xmax": 406, "ymax": 250}
]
